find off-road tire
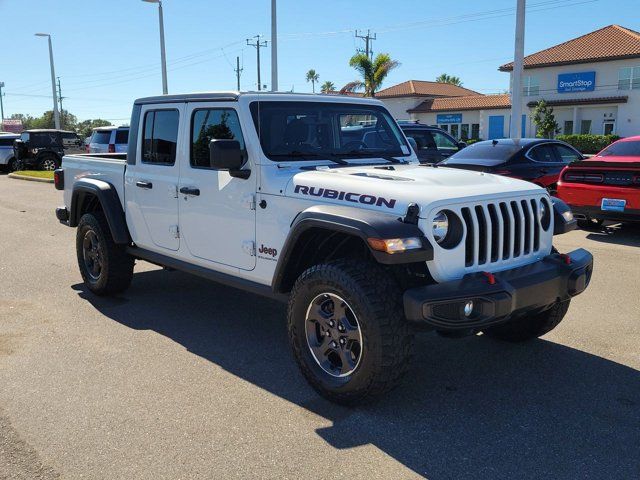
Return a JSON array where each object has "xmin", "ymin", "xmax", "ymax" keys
[
  {"xmin": 483, "ymin": 300, "xmax": 570, "ymax": 342},
  {"xmin": 6, "ymin": 158, "xmax": 17, "ymax": 173},
  {"xmin": 39, "ymin": 154, "xmax": 59, "ymax": 171},
  {"xmin": 76, "ymin": 212, "xmax": 134, "ymax": 296},
  {"xmin": 288, "ymin": 259, "xmax": 414, "ymax": 405}
]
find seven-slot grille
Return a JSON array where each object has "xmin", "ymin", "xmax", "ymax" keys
[{"xmin": 460, "ymin": 197, "xmax": 544, "ymax": 268}]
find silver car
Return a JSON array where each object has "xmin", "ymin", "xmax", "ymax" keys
[
  {"xmin": 88, "ymin": 126, "xmax": 129, "ymax": 153},
  {"xmin": 0, "ymin": 133, "xmax": 19, "ymax": 171}
]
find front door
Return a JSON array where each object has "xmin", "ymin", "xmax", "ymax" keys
[
  {"xmin": 488, "ymin": 115, "xmax": 504, "ymax": 139},
  {"xmin": 125, "ymin": 104, "xmax": 182, "ymax": 251},
  {"xmin": 178, "ymin": 103, "xmax": 256, "ymax": 271}
]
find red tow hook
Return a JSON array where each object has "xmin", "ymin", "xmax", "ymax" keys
[
  {"xmin": 559, "ymin": 254, "xmax": 572, "ymax": 265},
  {"xmin": 482, "ymin": 271, "xmax": 496, "ymax": 285}
]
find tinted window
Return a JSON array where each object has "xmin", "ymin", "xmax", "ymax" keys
[
  {"xmin": 405, "ymin": 130, "xmax": 457, "ymax": 153},
  {"xmin": 142, "ymin": 110, "xmax": 179, "ymax": 165},
  {"xmin": 0, "ymin": 137, "xmax": 16, "ymax": 147},
  {"xmin": 191, "ymin": 109, "xmax": 244, "ymax": 168},
  {"xmin": 446, "ymin": 143, "xmax": 521, "ymax": 163},
  {"xmin": 528, "ymin": 144, "xmax": 556, "ymax": 162},
  {"xmin": 554, "ymin": 144, "xmax": 582, "ymax": 163},
  {"xmin": 250, "ymin": 101, "xmax": 409, "ymax": 161},
  {"xmin": 92, "ymin": 131, "xmax": 112, "ymax": 144},
  {"xmin": 115, "ymin": 129, "xmax": 129, "ymax": 144},
  {"xmin": 598, "ymin": 140, "xmax": 640, "ymax": 157},
  {"xmin": 62, "ymin": 132, "xmax": 78, "ymax": 140},
  {"xmin": 31, "ymin": 133, "xmax": 57, "ymax": 147}
]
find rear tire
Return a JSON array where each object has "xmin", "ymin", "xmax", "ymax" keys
[
  {"xmin": 76, "ymin": 212, "xmax": 134, "ymax": 296},
  {"xmin": 483, "ymin": 300, "xmax": 570, "ymax": 342},
  {"xmin": 40, "ymin": 154, "xmax": 59, "ymax": 171},
  {"xmin": 287, "ymin": 259, "xmax": 414, "ymax": 405}
]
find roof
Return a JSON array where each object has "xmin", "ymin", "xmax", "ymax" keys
[
  {"xmin": 526, "ymin": 96, "xmax": 628, "ymax": 108},
  {"xmin": 500, "ymin": 25, "xmax": 640, "ymax": 71},
  {"xmin": 24, "ymin": 129, "xmax": 76, "ymax": 134},
  {"xmin": 134, "ymin": 91, "xmax": 383, "ymax": 105},
  {"xmin": 93, "ymin": 125, "xmax": 129, "ymax": 131},
  {"xmin": 472, "ymin": 138, "xmax": 550, "ymax": 147},
  {"xmin": 407, "ymin": 94, "xmax": 511, "ymax": 113},
  {"xmin": 375, "ymin": 80, "xmax": 479, "ymax": 98}
]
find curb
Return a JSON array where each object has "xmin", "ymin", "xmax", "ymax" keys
[{"xmin": 7, "ymin": 173, "xmax": 54, "ymax": 184}]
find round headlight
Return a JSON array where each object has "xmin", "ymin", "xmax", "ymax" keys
[
  {"xmin": 539, "ymin": 200, "xmax": 547, "ymax": 219},
  {"xmin": 540, "ymin": 198, "xmax": 552, "ymax": 231},
  {"xmin": 432, "ymin": 211, "xmax": 449, "ymax": 244}
]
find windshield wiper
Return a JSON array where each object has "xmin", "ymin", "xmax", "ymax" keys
[
  {"xmin": 338, "ymin": 149, "xmax": 405, "ymax": 164},
  {"xmin": 269, "ymin": 151, "xmax": 349, "ymax": 165}
]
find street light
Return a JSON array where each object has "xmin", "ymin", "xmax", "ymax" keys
[
  {"xmin": 34, "ymin": 33, "xmax": 60, "ymax": 129},
  {"xmin": 271, "ymin": 0, "xmax": 278, "ymax": 91},
  {"xmin": 142, "ymin": 0, "xmax": 168, "ymax": 95}
]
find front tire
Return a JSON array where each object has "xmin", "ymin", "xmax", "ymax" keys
[
  {"xmin": 76, "ymin": 212, "xmax": 134, "ymax": 296},
  {"xmin": 288, "ymin": 259, "xmax": 414, "ymax": 405},
  {"xmin": 483, "ymin": 300, "xmax": 570, "ymax": 342}
]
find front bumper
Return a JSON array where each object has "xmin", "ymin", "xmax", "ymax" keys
[{"xmin": 403, "ymin": 249, "xmax": 593, "ymax": 330}]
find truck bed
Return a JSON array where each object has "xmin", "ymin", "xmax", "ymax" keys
[{"xmin": 61, "ymin": 153, "xmax": 127, "ymax": 210}]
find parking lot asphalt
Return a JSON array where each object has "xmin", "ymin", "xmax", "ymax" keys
[{"xmin": 0, "ymin": 174, "xmax": 639, "ymax": 479}]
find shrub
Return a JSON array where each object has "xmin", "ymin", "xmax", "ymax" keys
[
  {"xmin": 464, "ymin": 138, "xmax": 483, "ymax": 145},
  {"xmin": 556, "ymin": 134, "xmax": 620, "ymax": 154}
]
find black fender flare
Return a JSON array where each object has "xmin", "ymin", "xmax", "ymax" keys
[
  {"xmin": 551, "ymin": 196, "xmax": 577, "ymax": 235},
  {"xmin": 271, "ymin": 205, "xmax": 433, "ymax": 293},
  {"xmin": 69, "ymin": 178, "xmax": 130, "ymax": 244}
]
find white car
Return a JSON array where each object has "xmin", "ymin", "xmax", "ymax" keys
[
  {"xmin": 0, "ymin": 133, "xmax": 19, "ymax": 171},
  {"xmin": 88, "ymin": 126, "xmax": 129, "ymax": 153},
  {"xmin": 54, "ymin": 92, "xmax": 593, "ymax": 404}
]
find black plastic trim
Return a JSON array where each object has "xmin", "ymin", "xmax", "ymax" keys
[
  {"xmin": 272, "ymin": 205, "xmax": 433, "ymax": 293},
  {"xmin": 128, "ymin": 247, "xmax": 287, "ymax": 302},
  {"xmin": 551, "ymin": 196, "xmax": 577, "ymax": 235},
  {"xmin": 69, "ymin": 179, "xmax": 130, "ymax": 244},
  {"xmin": 403, "ymin": 248, "xmax": 593, "ymax": 329},
  {"xmin": 570, "ymin": 204, "xmax": 640, "ymax": 222}
]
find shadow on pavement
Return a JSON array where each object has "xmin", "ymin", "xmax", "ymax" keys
[
  {"xmin": 73, "ymin": 269, "xmax": 640, "ymax": 479},
  {"xmin": 584, "ymin": 223, "xmax": 640, "ymax": 248}
]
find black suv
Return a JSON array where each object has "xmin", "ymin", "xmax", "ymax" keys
[
  {"xmin": 13, "ymin": 129, "xmax": 83, "ymax": 171},
  {"xmin": 398, "ymin": 121, "xmax": 466, "ymax": 164}
]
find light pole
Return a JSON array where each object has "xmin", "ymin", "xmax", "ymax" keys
[
  {"xmin": 34, "ymin": 33, "xmax": 60, "ymax": 129},
  {"xmin": 0, "ymin": 82, "xmax": 5, "ymax": 123},
  {"xmin": 271, "ymin": 0, "xmax": 278, "ymax": 91},
  {"xmin": 142, "ymin": 0, "xmax": 168, "ymax": 95},
  {"xmin": 509, "ymin": 0, "xmax": 526, "ymax": 140}
]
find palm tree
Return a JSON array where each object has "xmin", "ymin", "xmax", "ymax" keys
[
  {"xmin": 306, "ymin": 69, "xmax": 320, "ymax": 93},
  {"xmin": 320, "ymin": 81, "xmax": 335, "ymax": 94},
  {"xmin": 340, "ymin": 53, "xmax": 399, "ymax": 97},
  {"xmin": 435, "ymin": 73, "xmax": 463, "ymax": 86}
]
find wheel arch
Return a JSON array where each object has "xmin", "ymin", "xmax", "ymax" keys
[
  {"xmin": 272, "ymin": 205, "xmax": 433, "ymax": 294},
  {"xmin": 69, "ymin": 178, "xmax": 130, "ymax": 244}
]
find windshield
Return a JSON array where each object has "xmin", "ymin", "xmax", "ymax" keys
[
  {"xmin": 443, "ymin": 143, "xmax": 521, "ymax": 165},
  {"xmin": 250, "ymin": 101, "xmax": 410, "ymax": 161},
  {"xmin": 598, "ymin": 140, "xmax": 640, "ymax": 157}
]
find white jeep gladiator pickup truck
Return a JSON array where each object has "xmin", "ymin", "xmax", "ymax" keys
[{"xmin": 54, "ymin": 92, "xmax": 593, "ymax": 404}]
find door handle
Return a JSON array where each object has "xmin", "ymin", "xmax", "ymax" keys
[
  {"xmin": 136, "ymin": 181, "xmax": 153, "ymax": 189},
  {"xmin": 179, "ymin": 186, "xmax": 200, "ymax": 196}
]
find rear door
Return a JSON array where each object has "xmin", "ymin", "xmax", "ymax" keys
[
  {"xmin": 125, "ymin": 104, "xmax": 183, "ymax": 251},
  {"xmin": 523, "ymin": 143, "xmax": 559, "ymax": 184},
  {"xmin": 177, "ymin": 102, "xmax": 256, "ymax": 270}
]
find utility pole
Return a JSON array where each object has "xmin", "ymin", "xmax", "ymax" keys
[
  {"xmin": 247, "ymin": 35, "xmax": 268, "ymax": 91},
  {"xmin": 35, "ymin": 33, "xmax": 60, "ymax": 129},
  {"xmin": 57, "ymin": 77, "xmax": 64, "ymax": 129},
  {"xmin": 0, "ymin": 82, "xmax": 5, "ymax": 124},
  {"xmin": 142, "ymin": 0, "xmax": 168, "ymax": 95},
  {"xmin": 355, "ymin": 29, "xmax": 376, "ymax": 59},
  {"xmin": 509, "ymin": 0, "xmax": 526, "ymax": 140},
  {"xmin": 271, "ymin": 0, "xmax": 278, "ymax": 91},
  {"xmin": 234, "ymin": 56, "xmax": 243, "ymax": 91}
]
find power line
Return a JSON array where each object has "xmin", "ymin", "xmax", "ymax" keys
[{"xmin": 355, "ymin": 30, "xmax": 376, "ymax": 59}]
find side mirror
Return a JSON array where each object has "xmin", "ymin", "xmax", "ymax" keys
[
  {"xmin": 407, "ymin": 137, "xmax": 418, "ymax": 153},
  {"xmin": 457, "ymin": 141, "xmax": 467, "ymax": 149},
  {"xmin": 209, "ymin": 139, "xmax": 250, "ymax": 179}
]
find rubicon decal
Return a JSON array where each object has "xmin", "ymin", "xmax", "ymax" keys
[{"xmin": 294, "ymin": 185, "xmax": 397, "ymax": 209}]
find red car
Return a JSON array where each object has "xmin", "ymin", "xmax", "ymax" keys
[{"xmin": 557, "ymin": 136, "xmax": 640, "ymax": 228}]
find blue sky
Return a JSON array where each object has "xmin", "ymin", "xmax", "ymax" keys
[{"xmin": 0, "ymin": 0, "xmax": 637, "ymax": 124}]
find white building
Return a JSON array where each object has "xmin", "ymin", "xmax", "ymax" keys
[{"xmin": 382, "ymin": 25, "xmax": 640, "ymax": 140}]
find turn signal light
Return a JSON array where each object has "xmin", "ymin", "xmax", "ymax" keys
[{"xmin": 367, "ymin": 237, "xmax": 422, "ymax": 254}]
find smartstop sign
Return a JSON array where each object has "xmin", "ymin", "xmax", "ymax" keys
[{"xmin": 557, "ymin": 71, "xmax": 596, "ymax": 93}]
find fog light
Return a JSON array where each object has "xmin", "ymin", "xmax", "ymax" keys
[{"xmin": 463, "ymin": 301, "xmax": 474, "ymax": 317}]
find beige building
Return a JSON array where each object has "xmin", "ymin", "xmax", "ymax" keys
[{"xmin": 380, "ymin": 25, "xmax": 640, "ymax": 141}]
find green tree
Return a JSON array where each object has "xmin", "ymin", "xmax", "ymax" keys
[
  {"xmin": 435, "ymin": 73, "xmax": 463, "ymax": 86},
  {"xmin": 532, "ymin": 100, "xmax": 560, "ymax": 138},
  {"xmin": 306, "ymin": 69, "xmax": 320, "ymax": 93},
  {"xmin": 320, "ymin": 81, "xmax": 335, "ymax": 93},
  {"xmin": 76, "ymin": 119, "xmax": 113, "ymax": 139},
  {"xmin": 341, "ymin": 53, "xmax": 400, "ymax": 97}
]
